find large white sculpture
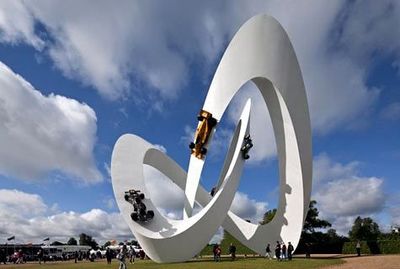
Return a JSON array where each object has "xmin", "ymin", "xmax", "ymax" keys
[{"xmin": 111, "ymin": 14, "xmax": 312, "ymax": 263}]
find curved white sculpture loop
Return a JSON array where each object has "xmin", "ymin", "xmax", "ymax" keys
[{"xmin": 111, "ymin": 14, "xmax": 312, "ymax": 263}]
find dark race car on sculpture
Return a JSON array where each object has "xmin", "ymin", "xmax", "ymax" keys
[{"xmin": 124, "ymin": 189, "xmax": 154, "ymax": 222}]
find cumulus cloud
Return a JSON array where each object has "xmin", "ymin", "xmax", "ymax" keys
[
  {"xmin": 0, "ymin": 1, "xmax": 385, "ymax": 130},
  {"xmin": 0, "ymin": 1, "xmax": 244, "ymax": 101},
  {"xmin": 0, "ymin": 1, "xmax": 43, "ymax": 49},
  {"xmin": 313, "ymin": 153, "xmax": 360, "ymax": 184},
  {"xmin": 335, "ymin": 0, "xmax": 400, "ymax": 68},
  {"xmin": 0, "ymin": 189, "xmax": 130, "ymax": 243},
  {"xmin": 312, "ymin": 153, "xmax": 386, "ymax": 234},
  {"xmin": 0, "ymin": 61, "xmax": 101, "ymax": 183},
  {"xmin": 230, "ymin": 192, "xmax": 268, "ymax": 223},
  {"xmin": 314, "ymin": 177, "xmax": 385, "ymax": 217}
]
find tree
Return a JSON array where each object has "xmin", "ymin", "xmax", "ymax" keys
[
  {"xmin": 349, "ymin": 216, "xmax": 380, "ymax": 241},
  {"xmin": 303, "ymin": 200, "xmax": 331, "ymax": 233},
  {"xmin": 67, "ymin": 237, "xmax": 78, "ymax": 245},
  {"xmin": 79, "ymin": 233, "xmax": 98, "ymax": 249},
  {"xmin": 260, "ymin": 209, "xmax": 277, "ymax": 225}
]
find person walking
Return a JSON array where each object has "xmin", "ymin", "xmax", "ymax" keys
[
  {"xmin": 287, "ymin": 242, "xmax": 294, "ymax": 261},
  {"xmin": 0, "ymin": 249, "xmax": 6, "ymax": 264},
  {"xmin": 118, "ymin": 245, "xmax": 128, "ymax": 269},
  {"xmin": 275, "ymin": 241, "xmax": 281, "ymax": 261},
  {"xmin": 129, "ymin": 246, "xmax": 135, "ymax": 264},
  {"xmin": 265, "ymin": 243, "xmax": 272, "ymax": 259},
  {"xmin": 356, "ymin": 241, "xmax": 361, "ymax": 257},
  {"xmin": 105, "ymin": 247, "xmax": 112, "ymax": 264},
  {"xmin": 281, "ymin": 242, "xmax": 287, "ymax": 260},
  {"xmin": 37, "ymin": 249, "xmax": 43, "ymax": 264},
  {"xmin": 229, "ymin": 243, "xmax": 236, "ymax": 261},
  {"xmin": 305, "ymin": 243, "xmax": 311, "ymax": 258}
]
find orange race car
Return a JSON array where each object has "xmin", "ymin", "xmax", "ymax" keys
[{"xmin": 189, "ymin": 109, "xmax": 217, "ymax": 159}]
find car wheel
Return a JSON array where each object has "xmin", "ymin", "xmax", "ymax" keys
[
  {"xmin": 124, "ymin": 194, "xmax": 130, "ymax": 201},
  {"xmin": 208, "ymin": 118, "xmax": 217, "ymax": 127},
  {"xmin": 189, "ymin": 142, "xmax": 195, "ymax": 149},
  {"xmin": 139, "ymin": 193, "xmax": 145, "ymax": 200},
  {"xmin": 147, "ymin": 210, "xmax": 154, "ymax": 220},
  {"xmin": 197, "ymin": 115, "xmax": 204, "ymax": 121},
  {"xmin": 201, "ymin": 147, "xmax": 207, "ymax": 155},
  {"xmin": 131, "ymin": 212, "xmax": 138, "ymax": 221},
  {"xmin": 139, "ymin": 208, "xmax": 146, "ymax": 216}
]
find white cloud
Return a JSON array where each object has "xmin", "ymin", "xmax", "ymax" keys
[
  {"xmin": 1, "ymin": 1, "xmax": 392, "ymax": 142},
  {"xmin": 0, "ymin": 61, "xmax": 101, "ymax": 183},
  {"xmin": 143, "ymin": 164, "xmax": 185, "ymax": 214},
  {"xmin": 335, "ymin": 0, "xmax": 400, "ymax": 67},
  {"xmin": 313, "ymin": 153, "xmax": 360, "ymax": 184},
  {"xmin": 0, "ymin": 1, "xmax": 242, "ymax": 101},
  {"xmin": 230, "ymin": 192, "xmax": 268, "ymax": 224},
  {"xmin": 0, "ymin": 188, "xmax": 130, "ymax": 243},
  {"xmin": 314, "ymin": 177, "xmax": 385, "ymax": 217},
  {"xmin": 312, "ymin": 153, "xmax": 386, "ymax": 234},
  {"xmin": 0, "ymin": 189, "xmax": 47, "ymax": 218},
  {"xmin": 0, "ymin": 1, "xmax": 44, "ymax": 49}
]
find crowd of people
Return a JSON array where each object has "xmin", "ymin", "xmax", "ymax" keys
[
  {"xmin": 269, "ymin": 241, "xmax": 294, "ymax": 261},
  {"xmin": 211, "ymin": 241, "xmax": 295, "ymax": 262},
  {"xmin": 0, "ymin": 249, "xmax": 25, "ymax": 264}
]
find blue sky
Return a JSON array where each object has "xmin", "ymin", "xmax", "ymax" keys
[{"xmin": 0, "ymin": 1, "xmax": 399, "ymax": 243}]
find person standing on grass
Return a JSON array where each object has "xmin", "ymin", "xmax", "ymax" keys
[
  {"xmin": 281, "ymin": 242, "xmax": 287, "ymax": 260},
  {"xmin": 287, "ymin": 242, "xmax": 294, "ymax": 261},
  {"xmin": 37, "ymin": 249, "xmax": 43, "ymax": 264},
  {"xmin": 105, "ymin": 247, "xmax": 112, "ymax": 264},
  {"xmin": 129, "ymin": 246, "xmax": 135, "ymax": 264},
  {"xmin": 215, "ymin": 244, "xmax": 222, "ymax": 262},
  {"xmin": 275, "ymin": 241, "xmax": 281, "ymax": 261},
  {"xmin": 229, "ymin": 243, "xmax": 236, "ymax": 261},
  {"xmin": 118, "ymin": 245, "xmax": 128, "ymax": 269},
  {"xmin": 356, "ymin": 241, "xmax": 361, "ymax": 257},
  {"xmin": 265, "ymin": 243, "xmax": 272, "ymax": 259},
  {"xmin": 0, "ymin": 249, "xmax": 6, "ymax": 264}
]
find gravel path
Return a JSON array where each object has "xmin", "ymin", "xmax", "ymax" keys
[{"xmin": 324, "ymin": 255, "xmax": 400, "ymax": 269}]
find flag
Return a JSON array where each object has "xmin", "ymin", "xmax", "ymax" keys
[
  {"xmin": 7, "ymin": 236, "xmax": 15, "ymax": 241},
  {"xmin": 43, "ymin": 237, "xmax": 50, "ymax": 241}
]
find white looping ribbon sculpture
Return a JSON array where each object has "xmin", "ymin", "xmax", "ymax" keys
[{"xmin": 111, "ymin": 14, "xmax": 312, "ymax": 263}]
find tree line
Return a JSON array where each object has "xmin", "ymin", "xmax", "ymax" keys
[{"xmin": 260, "ymin": 200, "xmax": 398, "ymax": 253}]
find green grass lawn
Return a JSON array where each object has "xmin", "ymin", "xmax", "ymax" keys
[{"xmin": 2, "ymin": 257, "xmax": 344, "ymax": 269}]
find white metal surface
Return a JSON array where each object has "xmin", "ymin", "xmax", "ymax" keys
[{"xmin": 111, "ymin": 14, "xmax": 312, "ymax": 263}]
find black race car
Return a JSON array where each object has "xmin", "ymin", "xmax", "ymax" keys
[
  {"xmin": 241, "ymin": 134, "xmax": 253, "ymax": 160},
  {"xmin": 124, "ymin": 189, "xmax": 154, "ymax": 222}
]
